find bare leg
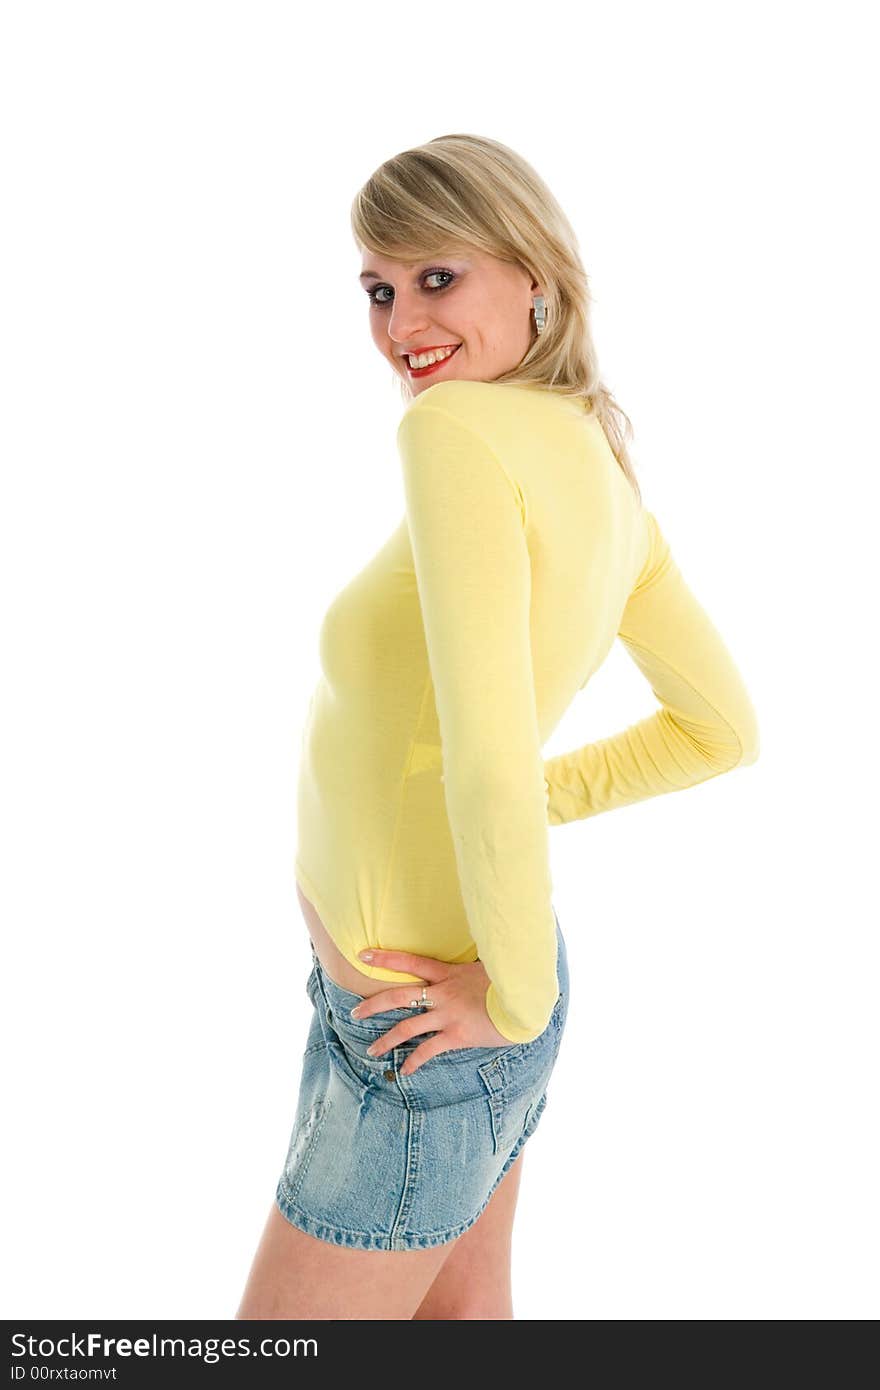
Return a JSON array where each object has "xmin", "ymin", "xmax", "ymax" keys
[
  {"xmin": 236, "ymin": 1202, "xmax": 460, "ymax": 1320},
  {"xmin": 412, "ymin": 1152, "xmax": 524, "ymax": 1320}
]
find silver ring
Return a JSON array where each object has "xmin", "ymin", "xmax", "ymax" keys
[{"xmin": 409, "ymin": 984, "xmax": 436, "ymax": 1010}]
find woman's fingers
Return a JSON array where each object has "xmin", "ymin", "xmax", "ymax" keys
[
  {"xmin": 357, "ymin": 946, "xmax": 451, "ymax": 983},
  {"xmin": 365, "ymin": 1012, "xmax": 441, "ymax": 1058},
  {"xmin": 399, "ymin": 1033, "xmax": 454, "ymax": 1077},
  {"xmin": 350, "ymin": 951, "xmax": 458, "ymax": 1065},
  {"xmin": 351, "ymin": 981, "xmax": 437, "ymax": 1019}
]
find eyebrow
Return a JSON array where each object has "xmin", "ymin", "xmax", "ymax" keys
[
  {"xmin": 359, "ymin": 265, "xmax": 421, "ymax": 283},
  {"xmin": 359, "ymin": 258, "xmax": 462, "ymax": 283}
]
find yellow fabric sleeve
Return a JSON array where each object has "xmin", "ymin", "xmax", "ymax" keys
[
  {"xmin": 397, "ymin": 403, "xmax": 559, "ymax": 1044},
  {"xmin": 543, "ymin": 511, "xmax": 760, "ymax": 824}
]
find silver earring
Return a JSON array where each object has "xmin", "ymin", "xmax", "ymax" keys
[{"xmin": 532, "ymin": 294, "xmax": 546, "ymax": 335}]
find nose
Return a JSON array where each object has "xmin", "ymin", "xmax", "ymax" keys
[{"xmin": 386, "ymin": 293, "xmax": 430, "ymax": 348}]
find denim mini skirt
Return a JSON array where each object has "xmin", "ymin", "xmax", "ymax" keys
[{"xmin": 274, "ymin": 908, "xmax": 569, "ymax": 1252}]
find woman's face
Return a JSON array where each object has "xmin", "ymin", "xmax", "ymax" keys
[{"xmin": 359, "ymin": 245, "xmax": 542, "ymax": 393}]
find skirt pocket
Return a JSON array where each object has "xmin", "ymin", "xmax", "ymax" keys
[{"xmin": 476, "ymin": 989, "xmax": 565, "ymax": 1155}]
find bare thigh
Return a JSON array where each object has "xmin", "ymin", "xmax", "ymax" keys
[
  {"xmin": 236, "ymin": 1203, "xmax": 458, "ymax": 1320},
  {"xmin": 236, "ymin": 1153, "xmax": 524, "ymax": 1321},
  {"xmin": 412, "ymin": 1152, "xmax": 524, "ymax": 1320}
]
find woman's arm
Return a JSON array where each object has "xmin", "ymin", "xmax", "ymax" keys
[
  {"xmin": 543, "ymin": 510, "xmax": 760, "ymax": 825},
  {"xmin": 398, "ymin": 400, "xmax": 557, "ymax": 1045}
]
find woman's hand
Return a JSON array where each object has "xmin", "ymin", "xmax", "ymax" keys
[{"xmin": 349, "ymin": 948, "xmax": 512, "ymax": 1076}]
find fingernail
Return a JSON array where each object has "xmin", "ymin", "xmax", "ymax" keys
[
  {"xmin": 366, "ymin": 1044, "xmax": 377, "ymax": 1056},
  {"xmin": 350, "ymin": 1006, "xmax": 360, "ymax": 1017},
  {"xmin": 359, "ymin": 951, "xmax": 373, "ymax": 961}
]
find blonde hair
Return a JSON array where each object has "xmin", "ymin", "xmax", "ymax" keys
[{"xmin": 351, "ymin": 133, "xmax": 641, "ymax": 504}]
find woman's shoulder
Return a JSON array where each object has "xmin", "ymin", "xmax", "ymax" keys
[
  {"xmin": 398, "ymin": 379, "xmax": 584, "ymax": 441},
  {"xmin": 399, "ymin": 378, "xmax": 510, "ymax": 425}
]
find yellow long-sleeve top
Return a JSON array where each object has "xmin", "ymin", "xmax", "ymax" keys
[{"xmin": 294, "ymin": 379, "xmax": 759, "ymax": 1043}]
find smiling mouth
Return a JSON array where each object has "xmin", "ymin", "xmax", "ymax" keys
[{"xmin": 404, "ymin": 344, "xmax": 462, "ymax": 373}]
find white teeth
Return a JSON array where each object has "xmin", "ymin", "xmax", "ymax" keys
[{"xmin": 408, "ymin": 345, "xmax": 457, "ymax": 369}]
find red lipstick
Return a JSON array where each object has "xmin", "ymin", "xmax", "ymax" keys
[{"xmin": 404, "ymin": 344, "xmax": 461, "ymax": 378}]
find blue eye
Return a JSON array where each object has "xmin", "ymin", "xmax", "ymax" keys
[{"xmin": 366, "ymin": 269, "xmax": 455, "ymax": 306}]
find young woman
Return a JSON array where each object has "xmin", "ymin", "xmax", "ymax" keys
[{"xmin": 236, "ymin": 133, "xmax": 759, "ymax": 1320}]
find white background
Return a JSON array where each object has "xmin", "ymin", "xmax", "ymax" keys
[{"xmin": 2, "ymin": 0, "xmax": 877, "ymax": 1321}]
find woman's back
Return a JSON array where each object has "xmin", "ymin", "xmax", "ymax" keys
[{"xmin": 294, "ymin": 379, "xmax": 758, "ymax": 1044}]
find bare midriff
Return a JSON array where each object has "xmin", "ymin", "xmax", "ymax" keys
[{"xmin": 296, "ymin": 879, "xmax": 404, "ymax": 999}]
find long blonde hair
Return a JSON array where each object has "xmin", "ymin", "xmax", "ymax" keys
[{"xmin": 351, "ymin": 133, "xmax": 640, "ymax": 503}]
